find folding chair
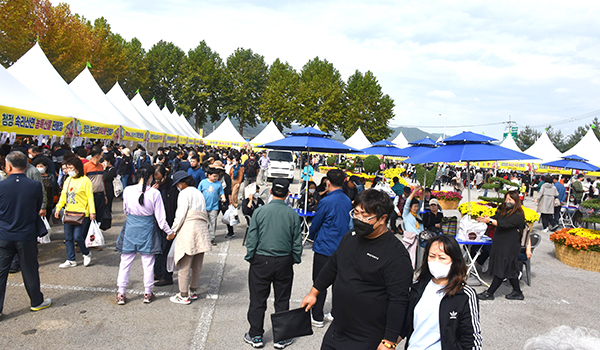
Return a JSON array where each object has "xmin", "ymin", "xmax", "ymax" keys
[{"xmin": 519, "ymin": 233, "xmax": 541, "ymax": 286}]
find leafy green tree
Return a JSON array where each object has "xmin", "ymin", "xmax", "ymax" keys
[
  {"xmin": 545, "ymin": 125, "xmax": 568, "ymax": 153},
  {"xmin": 146, "ymin": 40, "xmax": 185, "ymax": 110},
  {"xmin": 174, "ymin": 41, "xmax": 224, "ymax": 130},
  {"xmin": 260, "ymin": 59, "xmax": 300, "ymax": 130},
  {"xmin": 516, "ymin": 125, "xmax": 541, "ymax": 150},
  {"xmin": 565, "ymin": 125, "xmax": 588, "ymax": 151},
  {"xmin": 297, "ymin": 57, "xmax": 345, "ymax": 132},
  {"xmin": 121, "ymin": 38, "xmax": 150, "ymax": 99},
  {"xmin": 87, "ymin": 17, "xmax": 128, "ymax": 93},
  {"xmin": 0, "ymin": 0, "xmax": 47, "ymax": 67},
  {"xmin": 223, "ymin": 48, "xmax": 268, "ymax": 135},
  {"xmin": 342, "ymin": 70, "xmax": 394, "ymax": 141}
]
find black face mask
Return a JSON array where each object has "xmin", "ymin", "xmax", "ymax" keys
[
  {"xmin": 505, "ymin": 202, "xmax": 515, "ymax": 209},
  {"xmin": 353, "ymin": 218, "xmax": 375, "ymax": 237}
]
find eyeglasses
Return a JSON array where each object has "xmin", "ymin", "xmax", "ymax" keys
[{"xmin": 349, "ymin": 209, "xmax": 377, "ymax": 223}]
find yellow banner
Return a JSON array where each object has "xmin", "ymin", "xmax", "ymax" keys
[
  {"xmin": 1, "ymin": 105, "xmax": 74, "ymax": 137},
  {"xmin": 77, "ymin": 119, "xmax": 118, "ymax": 140},
  {"xmin": 204, "ymin": 139, "xmax": 247, "ymax": 148},
  {"xmin": 198, "ymin": 129, "xmax": 203, "ymax": 138},
  {"xmin": 178, "ymin": 136, "xmax": 188, "ymax": 145},
  {"xmin": 534, "ymin": 164, "xmax": 573, "ymax": 175},
  {"xmin": 148, "ymin": 132, "xmax": 165, "ymax": 144},
  {"xmin": 165, "ymin": 134, "xmax": 177, "ymax": 144},
  {"xmin": 121, "ymin": 126, "xmax": 147, "ymax": 142}
]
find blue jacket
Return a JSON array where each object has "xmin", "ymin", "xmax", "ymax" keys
[
  {"xmin": 555, "ymin": 182, "xmax": 567, "ymax": 203},
  {"xmin": 136, "ymin": 156, "xmax": 151, "ymax": 170},
  {"xmin": 310, "ymin": 189, "xmax": 353, "ymax": 256},
  {"xmin": 0, "ymin": 173, "xmax": 43, "ymax": 241},
  {"xmin": 188, "ymin": 166, "xmax": 206, "ymax": 187}
]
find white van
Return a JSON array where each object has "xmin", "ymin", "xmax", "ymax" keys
[{"xmin": 266, "ymin": 150, "xmax": 295, "ymax": 182}]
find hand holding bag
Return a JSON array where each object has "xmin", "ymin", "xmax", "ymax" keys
[
  {"xmin": 37, "ymin": 217, "xmax": 52, "ymax": 244},
  {"xmin": 85, "ymin": 220, "xmax": 105, "ymax": 247},
  {"xmin": 270, "ymin": 307, "xmax": 313, "ymax": 342},
  {"xmin": 167, "ymin": 235, "xmax": 178, "ymax": 273}
]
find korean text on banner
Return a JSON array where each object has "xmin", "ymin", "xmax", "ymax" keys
[
  {"xmin": 1, "ymin": 106, "xmax": 74, "ymax": 137},
  {"xmin": 165, "ymin": 134, "xmax": 178, "ymax": 144},
  {"xmin": 148, "ymin": 132, "xmax": 165, "ymax": 144},
  {"xmin": 121, "ymin": 126, "xmax": 147, "ymax": 142},
  {"xmin": 77, "ymin": 119, "xmax": 119, "ymax": 140}
]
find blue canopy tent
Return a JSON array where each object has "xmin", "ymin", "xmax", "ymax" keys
[
  {"xmin": 399, "ymin": 137, "xmax": 442, "ymax": 158},
  {"xmin": 260, "ymin": 126, "xmax": 362, "ymax": 212},
  {"xmin": 361, "ymin": 140, "xmax": 409, "ymax": 157},
  {"xmin": 405, "ymin": 131, "xmax": 538, "ymax": 213},
  {"xmin": 542, "ymin": 155, "xmax": 600, "ymax": 206}
]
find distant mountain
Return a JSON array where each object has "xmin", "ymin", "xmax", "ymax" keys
[{"xmin": 199, "ymin": 118, "xmax": 441, "ymax": 143}]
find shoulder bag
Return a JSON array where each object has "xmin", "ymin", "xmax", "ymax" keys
[{"xmin": 63, "ymin": 178, "xmax": 85, "ymax": 226}]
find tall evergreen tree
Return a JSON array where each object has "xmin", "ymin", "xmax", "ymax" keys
[
  {"xmin": 223, "ymin": 48, "xmax": 268, "ymax": 135},
  {"xmin": 146, "ymin": 40, "xmax": 185, "ymax": 110},
  {"xmin": 516, "ymin": 125, "xmax": 541, "ymax": 150},
  {"xmin": 342, "ymin": 70, "xmax": 394, "ymax": 141},
  {"xmin": 260, "ymin": 58, "xmax": 300, "ymax": 129}
]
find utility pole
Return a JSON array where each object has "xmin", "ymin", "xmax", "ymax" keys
[{"xmin": 504, "ymin": 115, "xmax": 518, "ymax": 140}]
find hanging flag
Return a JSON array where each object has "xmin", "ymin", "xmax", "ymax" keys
[
  {"xmin": 135, "ymin": 88, "xmax": 139, "ymax": 94},
  {"xmin": 152, "ymin": 97, "xmax": 155, "ymax": 101},
  {"xmin": 86, "ymin": 61, "xmax": 92, "ymax": 68},
  {"xmin": 592, "ymin": 125, "xmax": 597, "ymax": 129}
]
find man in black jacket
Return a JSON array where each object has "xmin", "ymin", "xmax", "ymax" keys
[
  {"xmin": 152, "ymin": 164, "xmax": 179, "ymax": 286},
  {"xmin": 302, "ymin": 189, "xmax": 413, "ymax": 350},
  {"xmin": 0, "ymin": 151, "xmax": 51, "ymax": 317}
]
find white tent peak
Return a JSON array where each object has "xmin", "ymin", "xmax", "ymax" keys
[
  {"xmin": 498, "ymin": 135, "xmax": 522, "ymax": 152},
  {"xmin": 563, "ymin": 128, "xmax": 600, "ymax": 167},
  {"xmin": 106, "ymin": 82, "xmax": 158, "ymax": 132},
  {"xmin": 344, "ymin": 128, "xmax": 372, "ymax": 150},
  {"xmin": 392, "ymin": 131, "xmax": 409, "ymax": 148},
  {"xmin": 161, "ymin": 106, "xmax": 189, "ymax": 136},
  {"xmin": 69, "ymin": 67, "xmax": 138, "ymax": 128},
  {"xmin": 130, "ymin": 93, "xmax": 179, "ymax": 135},
  {"xmin": 8, "ymin": 42, "xmax": 105, "ymax": 121},
  {"xmin": 524, "ymin": 131, "xmax": 563, "ymax": 163},
  {"xmin": 204, "ymin": 117, "xmax": 247, "ymax": 144},
  {"xmin": 251, "ymin": 121, "xmax": 285, "ymax": 145}
]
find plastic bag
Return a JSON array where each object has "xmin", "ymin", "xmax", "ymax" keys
[
  {"xmin": 167, "ymin": 236, "xmax": 178, "ymax": 273},
  {"xmin": 457, "ymin": 215, "xmax": 488, "ymax": 241},
  {"xmin": 37, "ymin": 217, "xmax": 52, "ymax": 244},
  {"xmin": 113, "ymin": 175, "xmax": 123, "ymax": 197},
  {"xmin": 374, "ymin": 182, "xmax": 395, "ymax": 197},
  {"xmin": 85, "ymin": 220, "xmax": 105, "ymax": 247},
  {"xmin": 221, "ymin": 204, "xmax": 240, "ymax": 226}
]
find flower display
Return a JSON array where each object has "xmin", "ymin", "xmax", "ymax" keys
[
  {"xmin": 383, "ymin": 167, "xmax": 406, "ymax": 180},
  {"xmin": 415, "ymin": 190, "xmax": 463, "ymax": 201},
  {"xmin": 457, "ymin": 201, "xmax": 540, "ymax": 224},
  {"xmin": 550, "ymin": 228, "xmax": 600, "ymax": 252}
]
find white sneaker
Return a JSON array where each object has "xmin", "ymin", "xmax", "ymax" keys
[
  {"xmin": 324, "ymin": 312, "xmax": 334, "ymax": 322},
  {"xmin": 59, "ymin": 260, "xmax": 77, "ymax": 268},
  {"xmin": 311, "ymin": 317, "xmax": 324, "ymax": 328},
  {"xmin": 170, "ymin": 293, "xmax": 191, "ymax": 305},
  {"xmin": 83, "ymin": 253, "xmax": 91, "ymax": 267}
]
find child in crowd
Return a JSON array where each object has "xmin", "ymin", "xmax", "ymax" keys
[{"xmin": 198, "ymin": 169, "xmax": 225, "ymax": 246}]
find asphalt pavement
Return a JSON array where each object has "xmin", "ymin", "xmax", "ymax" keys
[{"xmin": 2, "ymin": 170, "xmax": 599, "ymax": 349}]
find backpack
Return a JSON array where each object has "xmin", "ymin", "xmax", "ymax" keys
[{"xmin": 246, "ymin": 159, "xmax": 257, "ymax": 176}]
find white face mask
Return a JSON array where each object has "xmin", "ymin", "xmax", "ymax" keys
[
  {"xmin": 309, "ymin": 188, "xmax": 316, "ymax": 194},
  {"xmin": 428, "ymin": 261, "xmax": 452, "ymax": 280},
  {"xmin": 68, "ymin": 171, "xmax": 77, "ymax": 177},
  {"xmin": 36, "ymin": 167, "xmax": 46, "ymax": 174},
  {"xmin": 28, "ymin": 154, "xmax": 34, "ymax": 159}
]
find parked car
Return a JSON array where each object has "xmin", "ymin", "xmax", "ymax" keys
[{"xmin": 266, "ymin": 150, "xmax": 294, "ymax": 182}]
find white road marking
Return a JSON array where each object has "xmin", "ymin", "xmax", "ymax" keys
[{"xmin": 191, "ymin": 239, "xmax": 230, "ymax": 350}]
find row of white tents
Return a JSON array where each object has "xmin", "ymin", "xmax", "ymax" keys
[{"xmin": 1, "ymin": 43, "xmax": 201, "ymax": 146}]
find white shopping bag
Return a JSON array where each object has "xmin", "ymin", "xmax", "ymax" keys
[
  {"xmin": 221, "ymin": 204, "xmax": 240, "ymax": 226},
  {"xmin": 85, "ymin": 220, "xmax": 105, "ymax": 247},
  {"xmin": 167, "ymin": 236, "xmax": 178, "ymax": 273},
  {"xmin": 37, "ymin": 217, "xmax": 52, "ymax": 244},
  {"xmin": 457, "ymin": 215, "xmax": 488, "ymax": 241},
  {"xmin": 374, "ymin": 182, "xmax": 395, "ymax": 197},
  {"xmin": 113, "ymin": 175, "xmax": 123, "ymax": 197}
]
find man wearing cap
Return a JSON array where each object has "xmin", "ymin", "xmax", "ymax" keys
[
  {"xmin": 342, "ymin": 175, "xmax": 358, "ymax": 202},
  {"xmin": 244, "ymin": 178, "xmax": 302, "ymax": 349},
  {"xmin": 422, "ymin": 198, "xmax": 443, "ymax": 233},
  {"xmin": 136, "ymin": 151, "xmax": 151, "ymax": 171},
  {"xmin": 307, "ymin": 169, "xmax": 353, "ymax": 328}
]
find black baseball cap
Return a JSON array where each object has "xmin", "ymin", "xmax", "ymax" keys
[{"xmin": 272, "ymin": 178, "xmax": 290, "ymax": 193}]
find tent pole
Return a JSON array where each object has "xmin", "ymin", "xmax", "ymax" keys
[
  {"xmin": 467, "ymin": 161, "xmax": 472, "ymax": 215},
  {"xmin": 304, "ymin": 150, "xmax": 310, "ymax": 213}
]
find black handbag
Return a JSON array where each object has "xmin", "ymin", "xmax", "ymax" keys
[
  {"xmin": 99, "ymin": 208, "xmax": 112, "ymax": 231},
  {"xmin": 270, "ymin": 307, "xmax": 313, "ymax": 342}
]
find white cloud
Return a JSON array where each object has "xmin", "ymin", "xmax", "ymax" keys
[
  {"xmin": 426, "ymin": 90, "xmax": 457, "ymax": 99},
  {"xmin": 60, "ymin": 0, "xmax": 600, "ymax": 139}
]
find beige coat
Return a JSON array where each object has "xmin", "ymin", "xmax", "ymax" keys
[{"xmin": 171, "ymin": 187, "xmax": 212, "ymax": 266}]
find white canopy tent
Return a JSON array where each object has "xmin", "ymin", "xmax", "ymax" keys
[
  {"xmin": 130, "ymin": 93, "xmax": 179, "ymax": 135},
  {"xmin": 204, "ymin": 117, "xmax": 247, "ymax": 144},
  {"xmin": 148, "ymin": 100, "xmax": 185, "ymax": 136},
  {"xmin": 173, "ymin": 110, "xmax": 199, "ymax": 138},
  {"xmin": 498, "ymin": 135, "xmax": 522, "ymax": 152},
  {"xmin": 69, "ymin": 67, "xmax": 138, "ymax": 128},
  {"xmin": 563, "ymin": 129, "xmax": 600, "ymax": 167},
  {"xmin": 524, "ymin": 131, "xmax": 563, "ymax": 163},
  {"xmin": 343, "ymin": 127, "xmax": 371, "ymax": 150},
  {"xmin": 8, "ymin": 43, "xmax": 106, "ymax": 121},
  {"xmin": 392, "ymin": 131, "xmax": 410, "ymax": 148},
  {"xmin": 0, "ymin": 64, "xmax": 64, "ymax": 116},
  {"xmin": 179, "ymin": 113, "xmax": 201, "ymax": 138},
  {"xmin": 106, "ymin": 83, "xmax": 158, "ymax": 132},
  {"xmin": 161, "ymin": 106, "xmax": 190, "ymax": 137},
  {"xmin": 251, "ymin": 121, "xmax": 285, "ymax": 145}
]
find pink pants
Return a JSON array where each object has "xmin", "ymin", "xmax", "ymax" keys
[{"xmin": 117, "ymin": 253, "xmax": 155, "ymax": 294}]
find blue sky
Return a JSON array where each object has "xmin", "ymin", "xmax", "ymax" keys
[{"xmin": 65, "ymin": 0, "xmax": 600, "ymax": 139}]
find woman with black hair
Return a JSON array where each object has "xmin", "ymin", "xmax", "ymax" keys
[
  {"xmin": 54, "ymin": 157, "xmax": 95, "ymax": 268},
  {"xmin": 401, "ymin": 235, "xmax": 482, "ymax": 349},
  {"xmin": 115, "ymin": 164, "xmax": 173, "ymax": 305},
  {"xmin": 32, "ymin": 156, "xmax": 59, "ymax": 221},
  {"xmin": 476, "ymin": 190, "xmax": 527, "ymax": 300}
]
